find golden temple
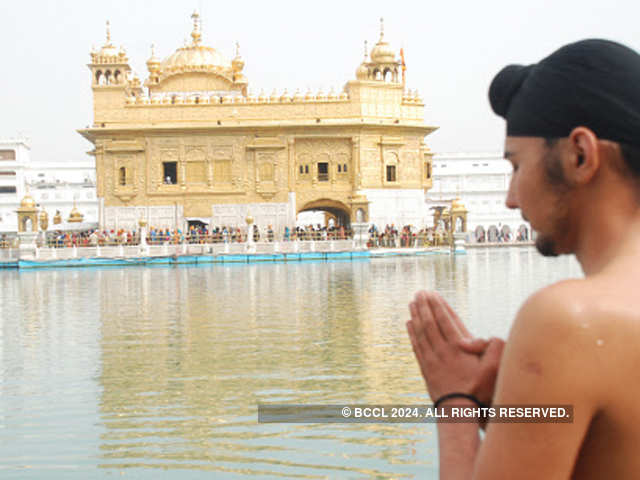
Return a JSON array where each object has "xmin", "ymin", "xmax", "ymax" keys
[{"xmin": 78, "ymin": 14, "xmax": 437, "ymax": 232}]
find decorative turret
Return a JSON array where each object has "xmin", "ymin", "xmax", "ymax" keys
[
  {"xmin": 17, "ymin": 193, "xmax": 38, "ymax": 233},
  {"xmin": 145, "ymin": 44, "xmax": 161, "ymax": 86},
  {"xmin": 450, "ymin": 197, "xmax": 468, "ymax": 234},
  {"xmin": 370, "ymin": 19, "xmax": 396, "ymax": 63},
  {"xmin": 353, "ymin": 19, "xmax": 401, "ymax": 83},
  {"xmin": 89, "ymin": 21, "xmax": 132, "ymax": 87},
  {"xmin": 231, "ymin": 41, "xmax": 248, "ymax": 94}
]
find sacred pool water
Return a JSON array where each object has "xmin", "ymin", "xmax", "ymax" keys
[{"xmin": 0, "ymin": 247, "xmax": 581, "ymax": 479}]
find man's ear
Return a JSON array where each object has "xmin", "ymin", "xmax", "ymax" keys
[{"xmin": 566, "ymin": 127, "xmax": 600, "ymax": 185}]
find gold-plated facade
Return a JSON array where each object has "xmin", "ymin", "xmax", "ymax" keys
[{"xmin": 78, "ymin": 15, "xmax": 437, "ymax": 230}]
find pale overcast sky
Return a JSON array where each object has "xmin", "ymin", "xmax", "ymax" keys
[{"xmin": 1, "ymin": 0, "xmax": 638, "ymax": 162}]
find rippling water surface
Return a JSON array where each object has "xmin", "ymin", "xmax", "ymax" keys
[{"xmin": 0, "ymin": 248, "xmax": 582, "ymax": 479}]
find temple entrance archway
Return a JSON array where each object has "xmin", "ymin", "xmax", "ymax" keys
[{"xmin": 298, "ymin": 199, "xmax": 351, "ymax": 228}]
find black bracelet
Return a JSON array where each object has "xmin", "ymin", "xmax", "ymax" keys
[{"xmin": 433, "ymin": 392, "xmax": 488, "ymax": 409}]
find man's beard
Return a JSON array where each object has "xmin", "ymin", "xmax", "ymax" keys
[
  {"xmin": 532, "ymin": 197, "xmax": 568, "ymax": 257},
  {"xmin": 535, "ymin": 234, "xmax": 560, "ymax": 257},
  {"xmin": 531, "ymin": 143, "xmax": 570, "ymax": 258}
]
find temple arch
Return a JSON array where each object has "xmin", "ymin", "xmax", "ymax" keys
[{"xmin": 298, "ymin": 198, "xmax": 352, "ymax": 228}]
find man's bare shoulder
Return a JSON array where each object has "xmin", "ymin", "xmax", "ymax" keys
[
  {"xmin": 514, "ymin": 276, "xmax": 640, "ymax": 349},
  {"xmin": 512, "ymin": 279, "xmax": 593, "ymax": 340},
  {"xmin": 493, "ymin": 279, "xmax": 612, "ymax": 404}
]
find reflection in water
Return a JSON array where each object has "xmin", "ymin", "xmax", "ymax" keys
[{"xmin": 0, "ymin": 248, "xmax": 582, "ymax": 479}]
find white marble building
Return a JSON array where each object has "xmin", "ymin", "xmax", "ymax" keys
[
  {"xmin": 0, "ymin": 137, "xmax": 98, "ymax": 233},
  {"xmin": 0, "ymin": 138, "xmax": 32, "ymax": 232},
  {"xmin": 361, "ymin": 188, "xmax": 428, "ymax": 229},
  {"xmin": 428, "ymin": 152, "xmax": 531, "ymax": 242}
]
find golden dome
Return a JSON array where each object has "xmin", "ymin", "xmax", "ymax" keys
[
  {"xmin": 451, "ymin": 197, "xmax": 467, "ymax": 213},
  {"xmin": 370, "ymin": 38, "xmax": 395, "ymax": 63},
  {"xmin": 370, "ymin": 18, "xmax": 396, "ymax": 64},
  {"xmin": 98, "ymin": 21, "xmax": 119, "ymax": 57},
  {"xmin": 160, "ymin": 12, "xmax": 231, "ymax": 75},
  {"xmin": 161, "ymin": 45, "xmax": 231, "ymax": 73},
  {"xmin": 99, "ymin": 43, "xmax": 118, "ymax": 58},
  {"xmin": 20, "ymin": 194, "xmax": 36, "ymax": 209}
]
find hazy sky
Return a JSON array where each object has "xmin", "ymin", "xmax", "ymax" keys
[{"xmin": 1, "ymin": 0, "xmax": 638, "ymax": 162}]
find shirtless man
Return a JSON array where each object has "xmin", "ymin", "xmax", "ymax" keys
[{"xmin": 407, "ymin": 39, "xmax": 640, "ymax": 479}]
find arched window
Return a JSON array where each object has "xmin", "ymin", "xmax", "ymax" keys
[
  {"xmin": 114, "ymin": 70, "xmax": 121, "ymax": 84},
  {"xmin": 95, "ymin": 70, "xmax": 103, "ymax": 85},
  {"xmin": 119, "ymin": 167, "xmax": 126, "ymax": 186},
  {"xmin": 383, "ymin": 68, "xmax": 392, "ymax": 82},
  {"xmin": 104, "ymin": 70, "xmax": 112, "ymax": 85}
]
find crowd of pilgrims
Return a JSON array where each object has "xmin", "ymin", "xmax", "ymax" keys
[
  {"xmin": 38, "ymin": 224, "xmax": 352, "ymax": 248},
  {"xmin": 1, "ymin": 224, "xmax": 529, "ymax": 249}
]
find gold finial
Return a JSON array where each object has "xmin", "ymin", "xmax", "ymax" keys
[
  {"xmin": 364, "ymin": 40, "xmax": 368, "ymax": 59},
  {"xmin": 379, "ymin": 17, "xmax": 384, "ymax": 40},
  {"xmin": 235, "ymin": 41, "xmax": 240, "ymax": 57},
  {"xmin": 191, "ymin": 10, "xmax": 201, "ymax": 44},
  {"xmin": 151, "ymin": 43, "xmax": 155, "ymax": 56},
  {"xmin": 106, "ymin": 20, "xmax": 111, "ymax": 44}
]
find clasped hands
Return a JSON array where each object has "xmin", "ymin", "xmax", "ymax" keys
[{"xmin": 407, "ymin": 291, "xmax": 505, "ymax": 406}]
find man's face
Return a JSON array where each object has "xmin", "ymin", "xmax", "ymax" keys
[{"xmin": 504, "ymin": 137, "xmax": 571, "ymax": 256}]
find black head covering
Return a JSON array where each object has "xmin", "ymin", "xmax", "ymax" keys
[{"xmin": 489, "ymin": 39, "xmax": 640, "ymax": 147}]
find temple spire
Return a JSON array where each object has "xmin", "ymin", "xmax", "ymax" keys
[{"xmin": 191, "ymin": 10, "xmax": 201, "ymax": 45}]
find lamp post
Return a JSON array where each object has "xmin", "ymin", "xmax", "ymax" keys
[
  {"xmin": 138, "ymin": 217, "xmax": 148, "ymax": 253},
  {"xmin": 245, "ymin": 214, "xmax": 255, "ymax": 254}
]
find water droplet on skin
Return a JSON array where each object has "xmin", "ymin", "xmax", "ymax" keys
[{"xmin": 596, "ymin": 339, "xmax": 604, "ymax": 347}]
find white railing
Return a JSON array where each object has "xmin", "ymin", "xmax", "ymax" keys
[{"xmin": 27, "ymin": 240, "xmax": 360, "ymax": 260}]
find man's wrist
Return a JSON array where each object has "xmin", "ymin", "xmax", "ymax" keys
[{"xmin": 434, "ymin": 392, "xmax": 488, "ymax": 409}]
